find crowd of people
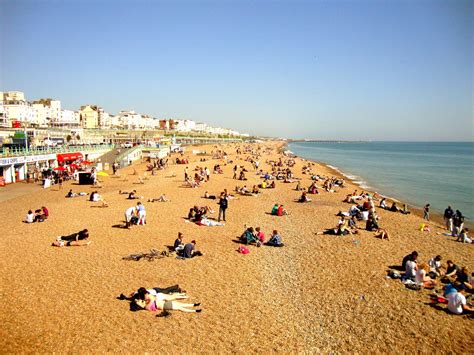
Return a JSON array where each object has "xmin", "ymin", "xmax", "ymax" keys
[{"xmin": 22, "ymin": 142, "xmax": 472, "ymax": 321}]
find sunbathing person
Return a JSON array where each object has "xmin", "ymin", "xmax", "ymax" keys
[
  {"xmin": 66, "ymin": 189, "xmax": 87, "ymax": 198},
  {"xmin": 148, "ymin": 194, "xmax": 170, "ymax": 202},
  {"xmin": 316, "ymin": 219, "xmax": 354, "ymax": 236},
  {"xmin": 136, "ymin": 289, "xmax": 201, "ymax": 313},
  {"xmin": 203, "ymin": 191, "xmax": 217, "ymax": 199},
  {"xmin": 374, "ymin": 228, "xmax": 390, "ymax": 240},
  {"xmin": 119, "ymin": 285, "xmax": 184, "ymax": 303},
  {"xmin": 52, "ymin": 229, "xmax": 91, "ymax": 247}
]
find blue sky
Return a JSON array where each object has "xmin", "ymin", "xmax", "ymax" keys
[{"xmin": 1, "ymin": 0, "xmax": 472, "ymax": 140}]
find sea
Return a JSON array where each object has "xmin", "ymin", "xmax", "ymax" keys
[{"xmin": 288, "ymin": 141, "xmax": 474, "ymax": 221}]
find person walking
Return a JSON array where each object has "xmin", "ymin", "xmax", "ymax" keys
[
  {"xmin": 218, "ymin": 192, "xmax": 228, "ymax": 222},
  {"xmin": 423, "ymin": 204, "xmax": 430, "ymax": 221}
]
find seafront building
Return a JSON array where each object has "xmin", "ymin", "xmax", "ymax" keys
[
  {"xmin": 0, "ymin": 91, "xmax": 244, "ymax": 138},
  {"xmin": 0, "ymin": 90, "xmax": 248, "ymax": 185}
]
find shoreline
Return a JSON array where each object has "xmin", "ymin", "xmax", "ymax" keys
[{"xmin": 285, "ymin": 142, "xmax": 473, "ymax": 229}]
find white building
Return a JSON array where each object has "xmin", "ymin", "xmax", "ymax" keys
[
  {"xmin": 31, "ymin": 103, "xmax": 49, "ymax": 127},
  {"xmin": 58, "ymin": 109, "xmax": 80, "ymax": 127},
  {"xmin": 117, "ymin": 110, "xmax": 143, "ymax": 129},
  {"xmin": 0, "ymin": 91, "xmax": 35, "ymax": 127},
  {"xmin": 0, "ymin": 104, "xmax": 7, "ymax": 127},
  {"xmin": 174, "ymin": 119, "xmax": 196, "ymax": 132},
  {"xmin": 194, "ymin": 122, "xmax": 207, "ymax": 132}
]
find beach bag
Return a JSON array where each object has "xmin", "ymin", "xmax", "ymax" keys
[
  {"xmin": 238, "ymin": 246, "xmax": 250, "ymax": 254},
  {"xmin": 130, "ymin": 216, "xmax": 139, "ymax": 225}
]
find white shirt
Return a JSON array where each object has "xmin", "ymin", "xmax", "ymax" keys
[
  {"xmin": 125, "ymin": 207, "xmax": 136, "ymax": 216},
  {"xmin": 447, "ymin": 292, "xmax": 466, "ymax": 315},
  {"xmin": 405, "ymin": 260, "xmax": 417, "ymax": 278},
  {"xmin": 428, "ymin": 258, "xmax": 441, "ymax": 272},
  {"xmin": 26, "ymin": 213, "xmax": 34, "ymax": 223}
]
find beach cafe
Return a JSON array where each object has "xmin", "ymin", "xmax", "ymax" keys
[{"xmin": 0, "ymin": 154, "xmax": 57, "ymax": 185}]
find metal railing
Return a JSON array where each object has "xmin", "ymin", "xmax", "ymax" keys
[{"xmin": 0, "ymin": 144, "xmax": 116, "ymax": 158}]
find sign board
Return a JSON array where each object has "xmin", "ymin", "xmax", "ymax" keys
[{"xmin": 0, "ymin": 154, "xmax": 57, "ymax": 166}]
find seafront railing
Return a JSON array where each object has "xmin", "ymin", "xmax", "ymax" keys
[{"xmin": 0, "ymin": 144, "xmax": 116, "ymax": 158}]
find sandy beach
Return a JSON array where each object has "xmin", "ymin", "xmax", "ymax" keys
[{"xmin": 1, "ymin": 141, "xmax": 472, "ymax": 352}]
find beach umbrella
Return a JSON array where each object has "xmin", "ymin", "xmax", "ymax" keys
[
  {"xmin": 97, "ymin": 171, "xmax": 109, "ymax": 177},
  {"xmin": 82, "ymin": 160, "xmax": 93, "ymax": 165},
  {"xmin": 69, "ymin": 163, "xmax": 79, "ymax": 169},
  {"xmin": 54, "ymin": 166, "xmax": 67, "ymax": 171}
]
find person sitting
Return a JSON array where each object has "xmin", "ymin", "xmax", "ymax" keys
[
  {"xmin": 255, "ymin": 227, "xmax": 265, "ymax": 242},
  {"xmin": 444, "ymin": 260, "xmax": 460, "ymax": 283},
  {"xmin": 238, "ymin": 170, "xmax": 247, "ymax": 180},
  {"xmin": 251, "ymin": 185, "xmax": 260, "ymax": 194},
  {"xmin": 402, "ymin": 251, "xmax": 418, "ymax": 271},
  {"xmin": 400, "ymin": 204, "xmax": 411, "ymax": 214},
  {"xmin": 428, "ymin": 255, "xmax": 443, "ymax": 277},
  {"xmin": 390, "ymin": 202, "xmax": 399, "ymax": 212},
  {"xmin": 185, "ymin": 177, "xmax": 199, "ymax": 188},
  {"xmin": 445, "ymin": 287, "xmax": 474, "ymax": 315},
  {"xmin": 455, "ymin": 266, "xmax": 472, "ymax": 291},
  {"xmin": 366, "ymin": 213, "xmax": 379, "ymax": 231},
  {"xmin": 265, "ymin": 230, "xmax": 284, "ymax": 247},
  {"xmin": 308, "ymin": 183, "xmax": 319, "ymax": 195},
  {"xmin": 240, "ymin": 227, "xmax": 260, "ymax": 246},
  {"xmin": 25, "ymin": 210, "xmax": 35, "ymax": 223},
  {"xmin": 295, "ymin": 181, "xmax": 303, "ymax": 191},
  {"xmin": 52, "ymin": 229, "xmax": 90, "ymax": 247},
  {"xmin": 34, "ymin": 209, "xmax": 46, "ymax": 222},
  {"xmin": 298, "ymin": 191, "xmax": 311, "ymax": 203},
  {"xmin": 90, "ymin": 191, "xmax": 101, "ymax": 202},
  {"xmin": 267, "ymin": 181, "xmax": 276, "ymax": 189},
  {"xmin": 66, "ymin": 189, "xmax": 76, "ymax": 198},
  {"xmin": 456, "ymin": 228, "xmax": 472, "ymax": 243},
  {"xmin": 415, "ymin": 263, "xmax": 437, "ymax": 288},
  {"xmin": 174, "ymin": 232, "xmax": 185, "ymax": 253},
  {"xmin": 259, "ymin": 180, "xmax": 268, "ymax": 189},
  {"xmin": 182, "ymin": 240, "xmax": 203, "ymax": 258},
  {"xmin": 404, "ymin": 253, "xmax": 418, "ymax": 280},
  {"xmin": 379, "ymin": 198, "xmax": 387, "ymax": 209}
]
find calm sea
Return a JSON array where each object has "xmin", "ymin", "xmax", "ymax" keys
[{"xmin": 288, "ymin": 141, "xmax": 474, "ymax": 220}]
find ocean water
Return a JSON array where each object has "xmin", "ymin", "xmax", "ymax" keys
[{"xmin": 288, "ymin": 141, "xmax": 474, "ymax": 220}]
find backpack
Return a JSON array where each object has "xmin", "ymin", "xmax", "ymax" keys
[{"xmin": 238, "ymin": 246, "xmax": 250, "ymax": 254}]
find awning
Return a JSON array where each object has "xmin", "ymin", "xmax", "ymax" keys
[{"xmin": 57, "ymin": 152, "xmax": 83, "ymax": 162}]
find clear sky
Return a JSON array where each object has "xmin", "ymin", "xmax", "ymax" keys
[{"xmin": 1, "ymin": 0, "xmax": 472, "ymax": 140}]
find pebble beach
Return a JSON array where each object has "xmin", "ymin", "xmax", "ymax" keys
[{"xmin": 1, "ymin": 141, "xmax": 472, "ymax": 352}]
